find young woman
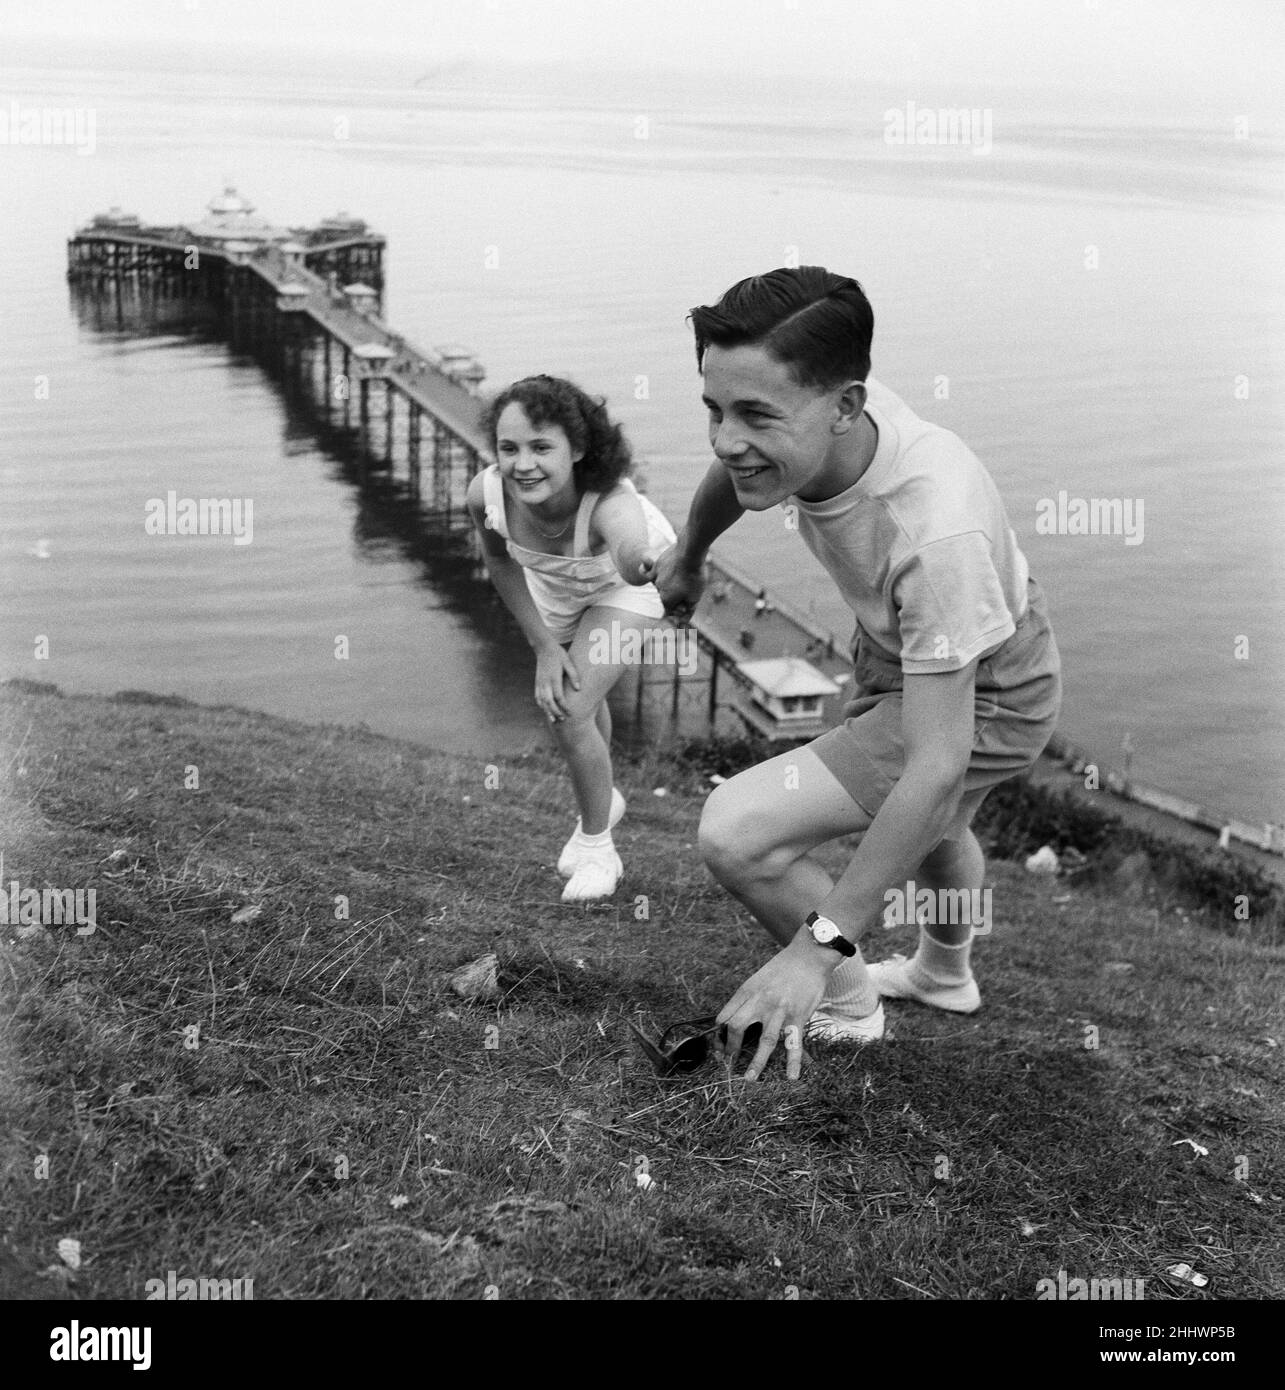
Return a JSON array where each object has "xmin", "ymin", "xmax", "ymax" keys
[{"xmin": 466, "ymin": 375, "xmax": 676, "ymax": 902}]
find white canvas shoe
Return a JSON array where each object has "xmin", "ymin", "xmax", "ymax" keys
[
  {"xmin": 560, "ymin": 847, "xmax": 623, "ymax": 902},
  {"xmin": 557, "ymin": 788, "xmax": 627, "ymax": 877},
  {"xmin": 805, "ymin": 1002, "xmax": 886, "ymax": 1043},
  {"xmin": 868, "ymin": 954, "xmax": 981, "ymax": 1014}
]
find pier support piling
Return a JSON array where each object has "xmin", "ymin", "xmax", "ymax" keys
[
  {"xmin": 342, "ymin": 346, "xmax": 351, "ymax": 429},
  {"xmin": 358, "ymin": 377, "xmax": 370, "ymax": 463},
  {"xmin": 408, "ymin": 406, "xmax": 422, "ymax": 493},
  {"xmin": 384, "ymin": 383, "xmax": 395, "ymax": 470}
]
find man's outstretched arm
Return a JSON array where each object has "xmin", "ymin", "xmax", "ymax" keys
[{"xmin": 654, "ymin": 461, "xmax": 744, "ymax": 619}]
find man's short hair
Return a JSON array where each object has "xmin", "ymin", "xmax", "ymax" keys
[{"xmin": 690, "ymin": 267, "xmax": 874, "ymax": 391}]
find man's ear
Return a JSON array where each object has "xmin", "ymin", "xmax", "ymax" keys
[{"xmin": 832, "ymin": 379, "xmax": 869, "ymax": 434}]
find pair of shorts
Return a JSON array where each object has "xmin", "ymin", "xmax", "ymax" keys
[
  {"xmin": 809, "ymin": 577, "xmax": 1062, "ymax": 818},
  {"xmin": 532, "ymin": 580, "xmax": 667, "ymax": 647}
]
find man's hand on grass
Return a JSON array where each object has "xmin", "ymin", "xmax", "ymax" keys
[{"xmin": 716, "ymin": 940, "xmax": 834, "ymax": 1082}]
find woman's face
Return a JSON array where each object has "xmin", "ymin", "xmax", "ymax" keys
[{"xmin": 495, "ymin": 403, "xmax": 582, "ymax": 510}]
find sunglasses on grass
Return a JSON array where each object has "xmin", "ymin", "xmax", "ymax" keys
[{"xmin": 629, "ymin": 1015, "xmax": 764, "ymax": 1077}]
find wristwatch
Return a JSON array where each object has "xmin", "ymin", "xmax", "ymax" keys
[{"xmin": 805, "ymin": 910, "xmax": 856, "ymax": 957}]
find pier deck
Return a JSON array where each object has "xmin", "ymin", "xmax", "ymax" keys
[{"xmin": 246, "ymin": 244, "xmax": 489, "ymax": 455}]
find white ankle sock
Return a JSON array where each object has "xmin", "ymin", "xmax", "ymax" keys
[
  {"xmin": 820, "ymin": 954, "xmax": 880, "ymax": 1018},
  {"xmin": 913, "ymin": 928, "xmax": 973, "ymax": 986},
  {"xmin": 577, "ymin": 827, "xmax": 613, "ymax": 851}
]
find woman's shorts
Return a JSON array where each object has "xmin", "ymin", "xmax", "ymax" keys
[
  {"xmin": 533, "ymin": 582, "xmax": 667, "ymax": 647},
  {"xmin": 809, "ymin": 577, "xmax": 1062, "ymax": 818}
]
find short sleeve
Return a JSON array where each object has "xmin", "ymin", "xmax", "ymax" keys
[{"xmin": 890, "ymin": 533, "xmax": 1017, "ymax": 672}]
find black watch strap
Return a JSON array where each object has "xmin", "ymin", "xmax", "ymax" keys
[{"xmin": 805, "ymin": 910, "xmax": 856, "ymax": 957}]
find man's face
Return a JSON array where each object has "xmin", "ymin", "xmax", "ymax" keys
[{"xmin": 700, "ymin": 343, "xmax": 845, "ymax": 509}]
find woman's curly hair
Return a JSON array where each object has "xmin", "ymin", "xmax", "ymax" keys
[{"xmin": 480, "ymin": 375, "xmax": 633, "ymax": 493}]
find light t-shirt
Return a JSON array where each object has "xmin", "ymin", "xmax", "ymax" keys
[{"xmin": 790, "ymin": 379, "xmax": 1030, "ymax": 674}]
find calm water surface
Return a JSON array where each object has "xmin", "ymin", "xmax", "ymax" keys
[{"xmin": 2, "ymin": 54, "xmax": 1282, "ymax": 823}]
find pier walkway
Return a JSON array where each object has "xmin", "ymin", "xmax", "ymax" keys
[{"xmin": 247, "ymin": 244, "xmax": 489, "ymax": 457}]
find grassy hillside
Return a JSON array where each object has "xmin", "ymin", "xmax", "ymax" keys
[{"xmin": 1, "ymin": 682, "xmax": 1281, "ymax": 1300}]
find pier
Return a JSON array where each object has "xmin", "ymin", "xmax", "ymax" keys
[
  {"xmin": 66, "ymin": 190, "xmax": 1283, "ymax": 869},
  {"xmin": 68, "ymin": 188, "xmax": 488, "ymax": 524}
]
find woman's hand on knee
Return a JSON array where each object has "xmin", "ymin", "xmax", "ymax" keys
[{"xmin": 535, "ymin": 644, "xmax": 580, "ymax": 722}]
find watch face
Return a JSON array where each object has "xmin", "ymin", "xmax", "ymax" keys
[{"xmin": 812, "ymin": 919, "xmax": 839, "ymax": 943}]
